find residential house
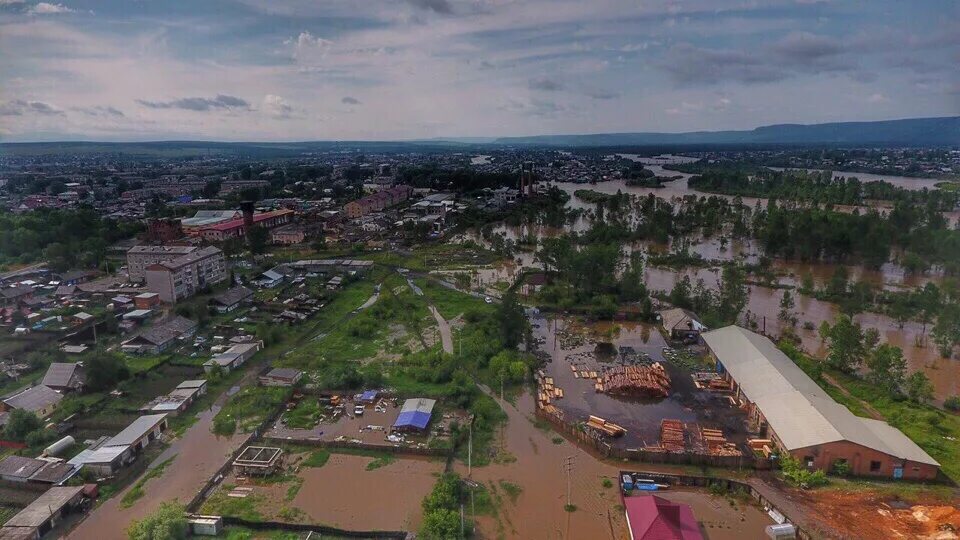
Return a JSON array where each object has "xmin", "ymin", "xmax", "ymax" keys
[
  {"xmin": 40, "ymin": 363, "xmax": 84, "ymax": 393},
  {"xmin": 1, "ymin": 385, "xmax": 63, "ymax": 419},
  {"xmin": 624, "ymin": 495, "xmax": 704, "ymax": 540},
  {"xmin": 209, "ymin": 286, "xmax": 253, "ymax": 313},
  {"xmin": 144, "ymin": 246, "xmax": 227, "ymax": 303},
  {"xmin": 120, "ymin": 316, "xmax": 198, "ymax": 354},
  {"xmin": 659, "ymin": 308, "xmax": 706, "ymax": 342}
]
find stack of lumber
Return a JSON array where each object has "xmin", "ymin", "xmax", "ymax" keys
[
  {"xmin": 660, "ymin": 419, "xmax": 685, "ymax": 451},
  {"xmin": 600, "ymin": 364, "xmax": 671, "ymax": 397},
  {"xmin": 586, "ymin": 415, "xmax": 627, "ymax": 437},
  {"xmin": 702, "ymin": 427, "xmax": 742, "ymax": 456},
  {"xmin": 748, "ymin": 438, "xmax": 773, "ymax": 458}
]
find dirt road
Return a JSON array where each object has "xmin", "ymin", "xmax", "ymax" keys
[{"xmin": 430, "ymin": 306, "xmax": 454, "ymax": 354}]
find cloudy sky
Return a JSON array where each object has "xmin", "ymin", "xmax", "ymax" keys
[{"xmin": 0, "ymin": 0, "xmax": 957, "ymax": 141}]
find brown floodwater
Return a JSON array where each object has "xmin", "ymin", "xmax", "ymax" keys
[
  {"xmin": 291, "ymin": 453, "xmax": 442, "ymax": 532},
  {"xmin": 67, "ymin": 406, "xmax": 248, "ymax": 540},
  {"xmin": 455, "ymin": 390, "xmax": 630, "ymax": 540}
]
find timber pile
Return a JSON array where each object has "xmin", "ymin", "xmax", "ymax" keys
[
  {"xmin": 598, "ymin": 363, "xmax": 670, "ymax": 397},
  {"xmin": 701, "ymin": 426, "xmax": 742, "ymax": 457},
  {"xmin": 660, "ymin": 419, "xmax": 686, "ymax": 451},
  {"xmin": 586, "ymin": 415, "xmax": 627, "ymax": 437}
]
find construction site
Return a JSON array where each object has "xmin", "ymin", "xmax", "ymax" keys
[{"xmin": 533, "ymin": 316, "xmax": 750, "ymax": 460}]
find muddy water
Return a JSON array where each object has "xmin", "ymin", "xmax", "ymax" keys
[
  {"xmin": 532, "ymin": 316, "xmax": 749, "ymax": 448},
  {"xmin": 455, "ymin": 390, "xmax": 629, "ymax": 540},
  {"xmin": 643, "ymin": 267, "xmax": 960, "ymax": 402},
  {"xmin": 292, "ymin": 453, "xmax": 442, "ymax": 531},
  {"xmin": 67, "ymin": 406, "xmax": 248, "ymax": 540}
]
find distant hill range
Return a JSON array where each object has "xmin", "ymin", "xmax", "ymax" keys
[
  {"xmin": 1, "ymin": 116, "xmax": 956, "ymax": 156},
  {"xmin": 492, "ymin": 116, "xmax": 960, "ymax": 147}
]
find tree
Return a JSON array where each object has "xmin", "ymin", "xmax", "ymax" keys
[
  {"xmin": 85, "ymin": 351, "xmax": 131, "ymax": 392},
  {"xmin": 420, "ymin": 508, "xmax": 460, "ymax": 540},
  {"xmin": 3, "ymin": 409, "xmax": 43, "ymax": 442},
  {"xmin": 496, "ymin": 291, "xmax": 527, "ymax": 349},
  {"xmin": 127, "ymin": 501, "xmax": 188, "ymax": 540},
  {"xmin": 931, "ymin": 304, "xmax": 960, "ymax": 358},
  {"xmin": 904, "ymin": 371, "xmax": 935, "ymax": 404},
  {"xmin": 247, "ymin": 225, "xmax": 270, "ymax": 254},
  {"xmin": 820, "ymin": 315, "xmax": 869, "ymax": 373},
  {"xmin": 778, "ymin": 290, "xmax": 796, "ymax": 327},
  {"xmin": 717, "ymin": 265, "xmax": 748, "ymax": 324},
  {"xmin": 864, "ymin": 344, "xmax": 907, "ymax": 396},
  {"xmin": 489, "ymin": 350, "xmax": 526, "ymax": 384}
]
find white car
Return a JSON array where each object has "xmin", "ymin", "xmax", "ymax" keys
[
  {"xmin": 354, "ymin": 405, "xmax": 365, "ymax": 416},
  {"xmin": 484, "ymin": 296, "xmax": 493, "ymax": 304}
]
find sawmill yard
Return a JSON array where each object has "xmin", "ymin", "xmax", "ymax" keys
[{"xmin": 533, "ymin": 316, "xmax": 750, "ymax": 455}]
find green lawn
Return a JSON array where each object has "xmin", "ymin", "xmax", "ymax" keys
[
  {"xmin": 418, "ymin": 278, "xmax": 495, "ymax": 320},
  {"xmin": 213, "ymin": 386, "xmax": 290, "ymax": 435}
]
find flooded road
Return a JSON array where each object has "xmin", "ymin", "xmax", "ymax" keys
[
  {"xmin": 67, "ymin": 406, "xmax": 247, "ymax": 540},
  {"xmin": 455, "ymin": 390, "xmax": 628, "ymax": 540}
]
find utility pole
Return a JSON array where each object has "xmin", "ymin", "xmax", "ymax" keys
[
  {"xmin": 460, "ymin": 503, "xmax": 465, "ymax": 538},
  {"xmin": 468, "ymin": 420, "xmax": 473, "ymax": 477},
  {"xmin": 564, "ymin": 456, "xmax": 574, "ymax": 508}
]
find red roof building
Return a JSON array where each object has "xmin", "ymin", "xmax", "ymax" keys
[
  {"xmin": 190, "ymin": 209, "xmax": 295, "ymax": 241},
  {"xmin": 624, "ymin": 495, "xmax": 704, "ymax": 540}
]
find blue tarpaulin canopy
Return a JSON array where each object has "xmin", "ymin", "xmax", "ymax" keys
[{"xmin": 392, "ymin": 398, "xmax": 436, "ymax": 431}]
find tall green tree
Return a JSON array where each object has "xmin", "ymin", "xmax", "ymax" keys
[
  {"xmin": 864, "ymin": 344, "xmax": 907, "ymax": 396},
  {"xmin": 497, "ymin": 291, "xmax": 527, "ymax": 349},
  {"xmin": 820, "ymin": 315, "xmax": 871, "ymax": 373},
  {"xmin": 931, "ymin": 304, "xmax": 960, "ymax": 358}
]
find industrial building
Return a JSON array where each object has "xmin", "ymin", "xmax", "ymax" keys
[{"xmin": 702, "ymin": 326, "xmax": 940, "ymax": 480}]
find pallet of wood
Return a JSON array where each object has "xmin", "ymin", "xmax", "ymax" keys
[
  {"xmin": 660, "ymin": 419, "xmax": 685, "ymax": 451},
  {"xmin": 586, "ymin": 415, "xmax": 626, "ymax": 437},
  {"xmin": 600, "ymin": 364, "xmax": 671, "ymax": 398},
  {"xmin": 554, "ymin": 388, "xmax": 564, "ymax": 399}
]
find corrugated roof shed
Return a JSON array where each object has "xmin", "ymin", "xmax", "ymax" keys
[
  {"xmin": 104, "ymin": 414, "xmax": 167, "ymax": 447},
  {"xmin": 3, "ymin": 486, "xmax": 84, "ymax": 528},
  {"xmin": 702, "ymin": 326, "xmax": 939, "ymax": 466},
  {"xmin": 42, "ymin": 362, "xmax": 83, "ymax": 388}
]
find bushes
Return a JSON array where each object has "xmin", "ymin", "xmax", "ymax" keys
[
  {"xmin": 945, "ymin": 396, "xmax": 960, "ymax": 412},
  {"xmin": 127, "ymin": 501, "xmax": 188, "ymax": 540},
  {"xmin": 420, "ymin": 473, "xmax": 464, "ymax": 539},
  {"xmin": 780, "ymin": 455, "xmax": 828, "ymax": 488}
]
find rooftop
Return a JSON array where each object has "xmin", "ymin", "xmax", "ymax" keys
[
  {"xmin": 41, "ymin": 362, "xmax": 83, "ymax": 388},
  {"xmin": 2, "ymin": 486, "xmax": 84, "ymax": 528},
  {"xmin": 3, "ymin": 385, "xmax": 63, "ymax": 413},
  {"xmin": 702, "ymin": 326, "xmax": 939, "ymax": 466},
  {"xmin": 104, "ymin": 414, "xmax": 167, "ymax": 447}
]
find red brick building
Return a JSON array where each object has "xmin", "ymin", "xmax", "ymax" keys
[{"xmin": 703, "ymin": 326, "xmax": 940, "ymax": 480}]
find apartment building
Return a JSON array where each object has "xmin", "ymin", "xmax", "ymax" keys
[
  {"xmin": 144, "ymin": 246, "xmax": 226, "ymax": 303},
  {"xmin": 126, "ymin": 245, "xmax": 200, "ymax": 282}
]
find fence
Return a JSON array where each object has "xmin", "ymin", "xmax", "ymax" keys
[
  {"xmin": 260, "ymin": 436, "xmax": 451, "ymax": 459},
  {"xmin": 619, "ymin": 469, "xmax": 815, "ymax": 540},
  {"xmin": 535, "ymin": 407, "xmax": 754, "ymax": 469},
  {"xmin": 220, "ymin": 516, "xmax": 409, "ymax": 539}
]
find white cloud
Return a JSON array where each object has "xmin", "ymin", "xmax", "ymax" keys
[
  {"xmin": 30, "ymin": 2, "xmax": 76, "ymax": 14},
  {"xmin": 866, "ymin": 92, "xmax": 889, "ymax": 104}
]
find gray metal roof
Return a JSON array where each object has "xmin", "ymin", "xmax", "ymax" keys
[
  {"xmin": 702, "ymin": 326, "xmax": 939, "ymax": 466},
  {"xmin": 42, "ymin": 362, "xmax": 83, "ymax": 388},
  {"xmin": 104, "ymin": 414, "xmax": 167, "ymax": 447},
  {"xmin": 124, "ymin": 316, "xmax": 197, "ymax": 347},
  {"xmin": 3, "ymin": 385, "xmax": 63, "ymax": 413},
  {"xmin": 399, "ymin": 398, "xmax": 436, "ymax": 414},
  {"xmin": 0, "ymin": 456, "xmax": 44, "ymax": 479},
  {"xmin": 211, "ymin": 286, "xmax": 253, "ymax": 307},
  {"xmin": 3, "ymin": 486, "xmax": 84, "ymax": 528}
]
